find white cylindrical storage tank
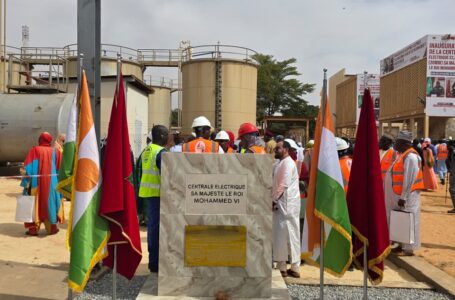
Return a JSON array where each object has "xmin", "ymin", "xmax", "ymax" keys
[
  {"xmin": 0, "ymin": 93, "xmax": 74, "ymax": 162},
  {"xmin": 65, "ymin": 57, "xmax": 143, "ymax": 80},
  {"xmin": 181, "ymin": 45, "xmax": 258, "ymax": 135},
  {"xmin": 148, "ymin": 86, "xmax": 171, "ymax": 129},
  {"xmin": 0, "ymin": 58, "xmax": 26, "ymax": 92}
]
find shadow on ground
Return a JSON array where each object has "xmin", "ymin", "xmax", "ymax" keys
[{"xmin": 0, "ymin": 222, "xmax": 68, "ymax": 238}]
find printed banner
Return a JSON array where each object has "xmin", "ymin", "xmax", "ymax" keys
[
  {"xmin": 380, "ymin": 36, "xmax": 428, "ymax": 77},
  {"xmin": 356, "ymin": 74, "xmax": 380, "ymax": 125},
  {"xmin": 426, "ymin": 35, "xmax": 455, "ymax": 116}
]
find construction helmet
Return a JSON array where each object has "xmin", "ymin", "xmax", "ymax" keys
[
  {"xmin": 336, "ymin": 137, "xmax": 349, "ymax": 151},
  {"xmin": 238, "ymin": 122, "xmax": 259, "ymax": 138},
  {"xmin": 215, "ymin": 131, "xmax": 230, "ymax": 141},
  {"xmin": 192, "ymin": 116, "xmax": 212, "ymax": 128}
]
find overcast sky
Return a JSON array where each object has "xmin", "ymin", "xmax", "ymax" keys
[{"xmin": 5, "ymin": 0, "xmax": 455, "ymax": 105}]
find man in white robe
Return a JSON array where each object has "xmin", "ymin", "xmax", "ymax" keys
[
  {"xmin": 272, "ymin": 140, "xmax": 301, "ymax": 278},
  {"xmin": 386, "ymin": 131, "xmax": 422, "ymax": 256}
]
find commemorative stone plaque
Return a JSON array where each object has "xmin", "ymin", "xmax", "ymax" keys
[
  {"xmin": 159, "ymin": 153, "xmax": 273, "ymax": 298},
  {"xmin": 185, "ymin": 174, "xmax": 247, "ymax": 215}
]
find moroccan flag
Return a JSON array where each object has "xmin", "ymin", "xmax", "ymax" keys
[
  {"xmin": 347, "ymin": 88, "xmax": 391, "ymax": 284},
  {"xmin": 68, "ymin": 71, "xmax": 109, "ymax": 292},
  {"xmin": 99, "ymin": 72, "xmax": 142, "ymax": 280},
  {"xmin": 57, "ymin": 93, "xmax": 78, "ymax": 199},
  {"xmin": 302, "ymin": 93, "xmax": 352, "ymax": 276}
]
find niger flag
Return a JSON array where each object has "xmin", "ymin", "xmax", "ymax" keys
[{"xmin": 302, "ymin": 94, "xmax": 352, "ymax": 276}]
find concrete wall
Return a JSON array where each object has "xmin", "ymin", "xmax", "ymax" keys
[
  {"xmin": 336, "ymin": 76, "xmax": 357, "ymax": 129},
  {"xmin": 68, "ymin": 79, "xmax": 149, "ymax": 159},
  {"xmin": 328, "ymin": 68, "xmax": 347, "ymax": 129}
]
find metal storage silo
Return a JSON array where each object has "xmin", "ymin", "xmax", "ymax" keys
[
  {"xmin": 0, "ymin": 93, "xmax": 74, "ymax": 163},
  {"xmin": 181, "ymin": 45, "xmax": 258, "ymax": 135},
  {"xmin": 145, "ymin": 76, "xmax": 173, "ymax": 129},
  {"xmin": 63, "ymin": 44, "xmax": 144, "ymax": 79}
]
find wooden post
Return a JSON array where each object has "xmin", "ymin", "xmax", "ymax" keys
[
  {"xmin": 306, "ymin": 119, "xmax": 310, "ymax": 143},
  {"xmin": 410, "ymin": 117, "xmax": 416, "ymax": 138},
  {"xmin": 424, "ymin": 116, "xmax": 430, "ymax": 138}
]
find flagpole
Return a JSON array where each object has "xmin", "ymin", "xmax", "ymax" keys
[
  {"xmin": 363, "ymin": 243, "xmax": 368, "ymax": 300},
  {"xmin": 117, "ymin": 53, "xmax": 122, "ymax": 90},
  {"xmin": 79, "ymin": 53, "xmax": 84, "ymax": 92},
  {"xmin": 319, "ymin": 68, "xmax": 328, "ymax": 300},
  {"xmin": 362, "ymin": 70, "xmax": 369, "ymax": 300},
  {"xmin": 67, "ymin": 53, "xmax": 84, "ymax": 300},
  {"xmin": 113, "ymin": 244, "xmax": 117, "ymax": 300}
]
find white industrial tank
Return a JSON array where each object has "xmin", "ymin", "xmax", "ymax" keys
[{"xmin": 0, "ymin": 93, "xmax": 74, "ymax": 163}]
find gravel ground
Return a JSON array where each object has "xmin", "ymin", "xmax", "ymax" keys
[
  {"xmin": 73, "ymin": 272, "xmax": 455, "ymax": 300},
  {"xmin": 288, "ymin": 284, "xmax": 455, "ymax": 300},
  {"xmin": 74, "ymin": 272, "xmax": 147, "ymax": 300}
]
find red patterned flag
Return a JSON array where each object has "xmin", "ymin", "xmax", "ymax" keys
[
  {"xmin": 346, "ymin": 88, "xmax": 391, "ymax": 284},
  {"xmin": 100, "ymin": 72, "xmax": 142, "ymax": 279}
]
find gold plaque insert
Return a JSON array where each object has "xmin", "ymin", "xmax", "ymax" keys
[{"xmin": 184, "ymin": 225, "xmax": 247, "ymax": 267}]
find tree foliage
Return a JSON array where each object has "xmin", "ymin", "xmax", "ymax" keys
[
  {"xmin": 254, "ymin": 53, "xmax": 316, "ymax": 119},
  {"xmin": 170, "ymin": 108, "xmax": 179, "ymax": 127}
]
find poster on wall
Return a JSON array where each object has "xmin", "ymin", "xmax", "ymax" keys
[
  {"xmin": 380, "ymin": 36, "xmax": 428, "ymax": 77},
  {"xmin": 426, "ymin": 35, "xmax": 455, "ymax": 117},
  {"xmin": 356, "ymin": 74, "xmax": 380, "ymax": 125}
]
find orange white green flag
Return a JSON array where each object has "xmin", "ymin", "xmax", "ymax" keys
[
  {"xmin": 57, "ymin": 93, "xmax": 77, "ymax": 200},
  {"xmin": 301, "ymin": 94, "xmax": 353, "ymax": 276},
  {"xmin": 67, "ymin": 70, "xmax": 109, "ymax": 292}
]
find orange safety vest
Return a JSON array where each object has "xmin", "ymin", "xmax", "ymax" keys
[
  {"xmin": 240, "ymin": 145, "xmax": 265, "ymax": 154},
  {"xmin": 437, "ymin": 143, "xmax": 448, "ymax": 160},
  {"xmin": 380, "ymin": 148, "xmax": 397, "ymax": 181},
  {"xmin": 391, "ymin": 148, "xmax": 424, "ymax": 195},
  {"xmin": 182, "ymin": 138, "xmax": 219, "ymax": 153},
  {"xmin": 250, "ymin": 145, "xmax": 266, "ymax": 154},
  {"xmin": 339, "ymin": 156, "xmax": 352, "ymax": 194}
]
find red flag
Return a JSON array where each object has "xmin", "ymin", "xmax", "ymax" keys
[
  {"xmin": 346, "ymin": 88, "xmax": 391, "ymax": 284},
  {"xmin": 100, "ymin": 73, "xmax": 142, "ymax": 279}
]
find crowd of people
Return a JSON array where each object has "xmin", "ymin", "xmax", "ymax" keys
[{"xmin": 19, "ymin": 115, "xmax": 455, "ymax": 280}]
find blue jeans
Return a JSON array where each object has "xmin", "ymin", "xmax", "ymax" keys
[
  {"xmin": 436, "ymin": 160, "xmax": 447, "ymax": 180},
  {"xmin": 146, "ymin": 197, "xmax": 160, "ymax": 272}
]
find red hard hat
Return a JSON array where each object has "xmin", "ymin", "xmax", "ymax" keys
[{"xmin": 238, "ymin": 122, "xmax": 259, "ymax": 138}]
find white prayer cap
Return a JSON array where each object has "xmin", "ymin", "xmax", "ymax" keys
[
  {"xmin": 284, "ymin": 138, "xmax": 299, "ymax": 151},
  {"xmin": 397, "ymin": 130, "xmax": 413, "ymax": 142},
  {"xmin": 424, "ymin": 137, "xmax": 431, "ymax": 143}
]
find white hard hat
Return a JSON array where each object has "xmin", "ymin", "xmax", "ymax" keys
[
  {"xmin": 336, "ymin": 137, "xmax": 349, "ymax": 151},
  {"xmin": 192, "ymin": 116, "xmax": 212, "ymax": 128},
  {"xmin": 215, "ymin": 131, "xmax": 229, "ymax": 141},
  {"xmin": 284, "ymin": 138, "xmax": 299, "ymax": 151}
]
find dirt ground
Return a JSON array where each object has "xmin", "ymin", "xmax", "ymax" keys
[
  {"xmin": 0, "ymin": 177, "xmax": 454, "ymax": 298},
  {"xmin": 416, "ymin": 185, "xmax": 455, "ymax": 277},
  {"xmin": 0, "ymin": 177, "xmax": 149, "ymax": 299}
]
